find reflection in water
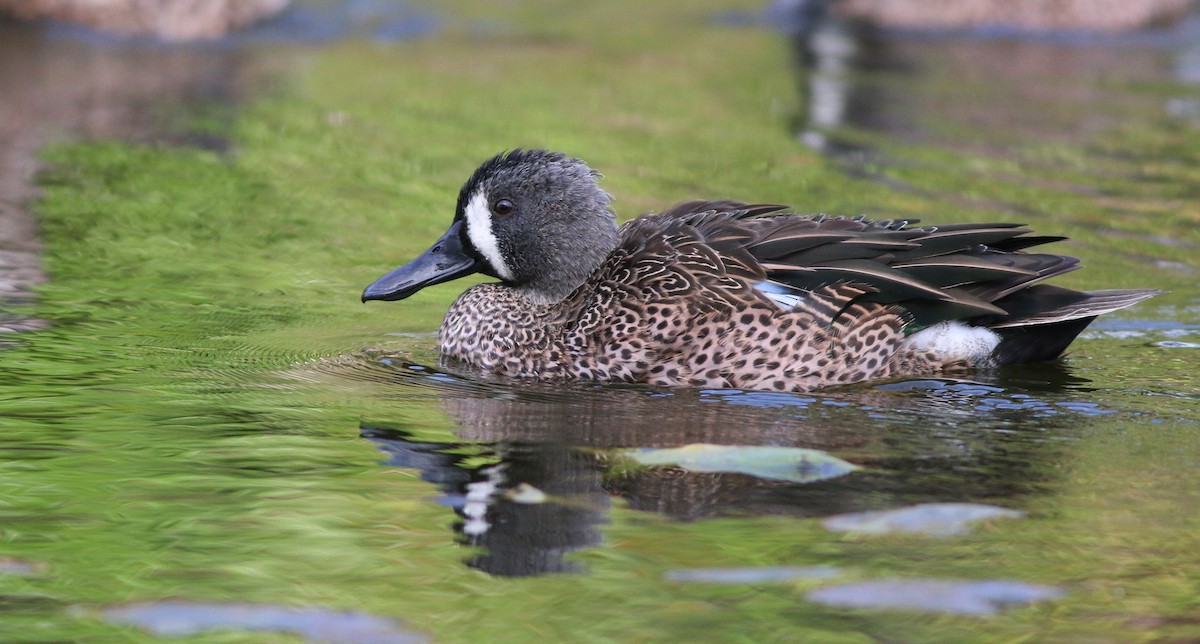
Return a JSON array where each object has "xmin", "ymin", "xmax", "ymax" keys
[
  {"xmin": 0, "ymin": 1, "xmax": 439, "ymax": 337},
  {"xmin": 334, "ymin": 353, "xmax": 1113, "ymax": 577},
  {"xmin": 364, "ymin": 427, "xmax": 608, "ymax": 577},
  {"xmin": 785, "ymin": 5, "xmax": 864, "ymax": 152},
  {"xmin": 0, "ymin": 20, "xmax": 279, "ymax": 335},
  {"xmin": 785, "ymin": 3, "xmax": 1200, "ymax": 155}
]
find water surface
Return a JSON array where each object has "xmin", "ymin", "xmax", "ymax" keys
[{"xmin": 1, "ymin": 1, "xmax": 1198, "ymax": 641}]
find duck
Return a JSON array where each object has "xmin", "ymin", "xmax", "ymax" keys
[{"xmin": 362, "ymin": 149, "xmax": 1158, "ymax": 392}]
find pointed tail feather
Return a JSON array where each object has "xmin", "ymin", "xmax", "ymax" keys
[
  {"xmin": 990, "ymin": 288, "xmax": 1162, "ymax": 328},
  {"xmin": 989, "ymin": 288, "xmax": 1161, "ymax": 365}
]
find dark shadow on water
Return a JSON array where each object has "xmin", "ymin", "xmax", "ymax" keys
[{"xmin": 340, "ymin": 354, "xmax": 1119, "ymax": 577}]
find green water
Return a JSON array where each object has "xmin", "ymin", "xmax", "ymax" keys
[{"xmin": 2, "ymin": 1, "xmax": 1199, "ymax": 641}]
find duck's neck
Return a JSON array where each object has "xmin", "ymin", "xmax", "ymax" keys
[
  {"xmin": 502, "ymin": 210, "xmax": 619, "ymax": 304},
  {"xmin": 514, "ymin": 282, "xmax": 575, "ymax": 306}
]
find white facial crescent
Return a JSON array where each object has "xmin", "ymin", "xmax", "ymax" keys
[{"xmin": 464, "ymin": 191, "xmax": 515, "ymax": 281}]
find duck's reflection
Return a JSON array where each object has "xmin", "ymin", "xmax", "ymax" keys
[
  {"xmin": 364, "ymin": 428, "xmax": 608, "ymax": 577},
  {"xmin": 355, "ymin": 356, "xmax": 1093, "ymax": 577}
]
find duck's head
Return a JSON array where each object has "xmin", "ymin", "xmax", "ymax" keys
[{"xmin": 363, "ymin": 149, "xmax": 618, "ymax": 305}]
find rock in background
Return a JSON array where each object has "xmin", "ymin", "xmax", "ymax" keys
[
  {"xmin": 837, "ymin": 0, "xmax": 1196, "ymax": 32},
  {"xmin": 0, "ymin": 0, "xmax": 291, "ymax": 41}
]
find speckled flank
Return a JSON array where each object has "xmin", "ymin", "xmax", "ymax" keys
[
  {"xmin": 441, "ymin": 240, "xmax": 950, "ymax": 390},
  {"xmin": 441, "ymin": 277, "xmax": 959, "ymax": 390}
]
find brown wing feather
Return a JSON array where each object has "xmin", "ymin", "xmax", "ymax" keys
[{"xmin": 579, "ymin": 201, "xmax": 1152, "ymax": 336}]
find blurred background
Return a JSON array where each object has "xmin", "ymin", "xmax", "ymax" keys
[{"xmin": 1, "ymin": 1, "xmax": 1198, "ymax": 642}]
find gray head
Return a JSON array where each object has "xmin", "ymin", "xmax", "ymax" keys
[
  {"xmin": 362, "ymin": 150, "xmax": 619, "ymax": 304},
  {"xmin": 456, "ymin": 149, "xmax": 618, "ymax": 301}
]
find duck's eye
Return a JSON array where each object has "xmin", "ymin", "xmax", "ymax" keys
[{"xmin": 492, "ymin": 199, "xmax": 515, "ymax": 216}]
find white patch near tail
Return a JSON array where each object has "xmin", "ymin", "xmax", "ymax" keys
[
  {"xmin": 464, "ymin": 191, "xmax": 515, "ymax": 281},
  {"xmin": 903, "ymin": 321, "xmax": 1001, "ymax": 364}
]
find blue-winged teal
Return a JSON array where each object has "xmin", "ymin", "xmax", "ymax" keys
[{"xmin": 363, "ymin": 150, "xmax": 1158, "ymax": 391}]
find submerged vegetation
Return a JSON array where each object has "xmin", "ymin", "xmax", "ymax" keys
[{"xmin": 0, "ymin": 0, "xmax": 1197, "ymax": 641}]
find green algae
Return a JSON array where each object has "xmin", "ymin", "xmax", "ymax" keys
[{"xmin": 1, "ymin": 0, "xmax": 1198, "ymax": 641}]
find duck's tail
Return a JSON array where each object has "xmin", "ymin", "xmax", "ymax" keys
[{"xmin": 988, "ymin": 287, "xmax": 1161, "ymax": 365}]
